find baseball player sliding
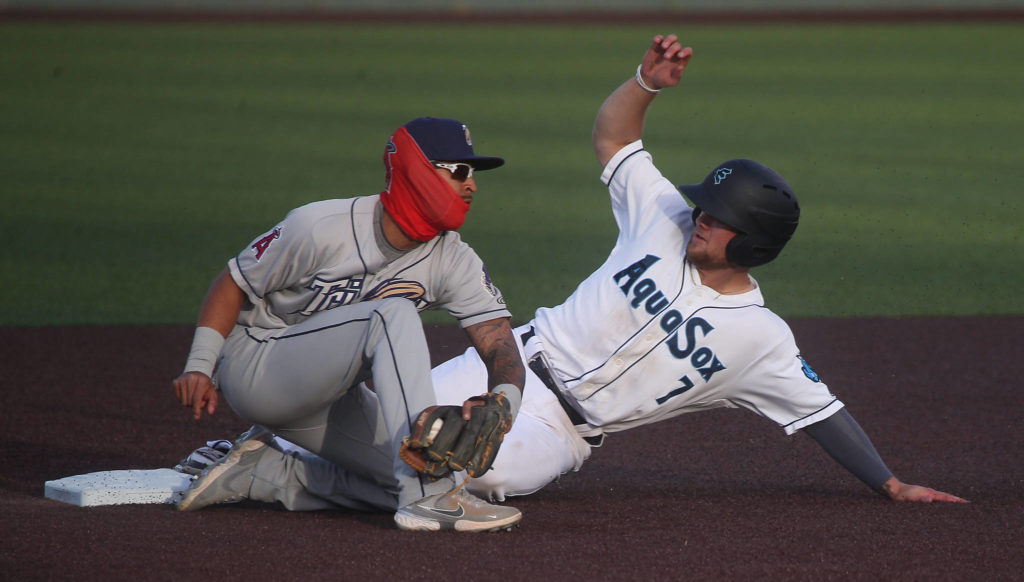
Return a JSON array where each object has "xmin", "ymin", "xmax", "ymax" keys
[
  {"xmin": 172, "ymin": 117, "xmax": 527, "ymax": 532},
  {"xmin": 174, "ymin": 35, "xmax": 965, "ymax": 512}
]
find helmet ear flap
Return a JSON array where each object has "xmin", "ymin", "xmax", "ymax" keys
[
  {"xmin": 725, "ymin": 233, "xmax": 751, "ymax": 267},
  {"xmin": 695, "ymin": 208, "xmax": 762, "ymax": 268},
  {"xmin": 726, "ymin": 233, "xmax": 783, "ymax": 268}
]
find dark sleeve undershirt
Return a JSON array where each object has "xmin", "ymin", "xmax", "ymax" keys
[{"xmin": 802, "ymin": 408, "xmax": 894, "ymax": 493}]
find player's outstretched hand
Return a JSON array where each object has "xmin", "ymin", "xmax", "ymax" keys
[
  {"xmin": 173, "ymin": 371, "xmax": 219, "ymax": 420},
  {"xmin": 639, "ymin": 34, "xmax": 693, "ymax": 91},
  {"xmin": 883, "ymin": 477, "xmax": 968, "ymax": 503}
]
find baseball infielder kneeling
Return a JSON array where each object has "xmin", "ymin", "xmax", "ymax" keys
[{"xmin": 173, "ymin": 117, "xmax": 528, "ymax": 532}]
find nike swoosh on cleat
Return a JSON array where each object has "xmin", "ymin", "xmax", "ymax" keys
[{"xmin": 420, "ymin": 503, "xmax": 465, "ymax": 518}]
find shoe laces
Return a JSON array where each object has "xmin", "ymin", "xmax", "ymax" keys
[{"xmin": 443, "ymin": 476, "xmax": 471, "ymax": 500}]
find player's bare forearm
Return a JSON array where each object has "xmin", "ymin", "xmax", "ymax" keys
[
  {"xmin": 592, "ymin": 34, "xmax": 693, "ymax": 167},
  {"xmin": 464, "ymin": 318, "xmax": 526, "ymax": 392},
  {"xmin": 196, "ymin": 267, "xmax": 247, "ymax": 336},
  {"xmin": 172, "ymin": 268, "xmax": 243, "ymax": 420},
  {"xmin": 593, "ymin": 78, "xmax": 656, "ymax": 166},
  {"xmin": 881, "ymin": 477, "xmax": 969, "ymax": 503}
]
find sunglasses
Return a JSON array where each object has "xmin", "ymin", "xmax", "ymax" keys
[{"xmin": 432, "ymin": 161, "xmax": 474, "ymax": 181}]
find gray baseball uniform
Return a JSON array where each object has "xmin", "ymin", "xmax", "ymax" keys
[{"xmin": 215, "ymin": 195, "xmax": 509, "ymax": 507}]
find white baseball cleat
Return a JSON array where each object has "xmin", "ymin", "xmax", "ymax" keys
[{"xmin": 394, "ymin": 486, "xmax": 522, "ymax": 532}]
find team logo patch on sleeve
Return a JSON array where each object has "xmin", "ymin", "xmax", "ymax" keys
[
  {"xmin": 480, "ymin": 266, "xmax": 505, "ymax": 303},
  {"xmin": 798, "ymin": 355, "xmax": 820, "ymax": 382},
  {"xmin": 251, "ymin": 227, "xmax": 282, "ymax": 261}
]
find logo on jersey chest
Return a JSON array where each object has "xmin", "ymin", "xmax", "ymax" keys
[
  {"xmin": 297, "ymin": 277, "xmax": 430, "ymax": 316},
  {"xmin": 613, "ymin": 255, "xmax": 728, "ymax": 405},
  {"xmin": 363, "ymin": 279, "xmax": 429, "ymax": 309},
  {"xmin": 298, "ymin": 276, "xmax": 365, "ymax": 315}
]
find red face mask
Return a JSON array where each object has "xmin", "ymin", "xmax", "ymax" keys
[{"xmin": 379, "ymin": 127, "xmax": 470, "ymax": 242}]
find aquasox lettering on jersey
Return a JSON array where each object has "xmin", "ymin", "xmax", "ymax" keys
[
  {"xmin": 611, "ymin": 254, "xmax": 727, "ymax": 404},
  {"xmin": 228, "ymin": 196, "xmax": 510, "ymax": 330},
  {"xmin": 590, "ymin": 247, "xmax": 840, "ymax": 436},
  {"xmin": 561, "ymin": 249, "xmax": 770, "ymax": 431},
  {"xmin": 530, "ymin": 141, "xmax": 841, "ymax": 435}
]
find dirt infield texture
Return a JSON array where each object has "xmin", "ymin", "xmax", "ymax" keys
[{"xmin": 1, "ymin": 317, "xmax": 1022, "ymax": 581}]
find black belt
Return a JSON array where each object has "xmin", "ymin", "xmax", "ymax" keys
[
  {"xmin": 519, "ymin": 326, "xmax": 536, "ymax": 345},
  {"xmin": 520, "ymin": 327, "xmax": 603, "ymax": 446}
]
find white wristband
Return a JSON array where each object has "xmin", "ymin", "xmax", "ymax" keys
[
  {"xmin": 635, "ymin": 64, "xmax": 661, "ymax": 94},
  {"xmin": 183, "ymin": 326, "xmax": 225, "ymax": 378},
  {"xmin": 492, "ymin": 383, "xmax": 522, "ymax": 419}
]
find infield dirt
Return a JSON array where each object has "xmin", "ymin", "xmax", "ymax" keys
[{"xmin": 2, "ymin": 317, "xmax": 1022, "ymax": 581}]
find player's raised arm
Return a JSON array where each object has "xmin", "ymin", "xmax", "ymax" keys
[{"xmin": 592, "ymin": 34, "xmax": 693, "ymax": 167}]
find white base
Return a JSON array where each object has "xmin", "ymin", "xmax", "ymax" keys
[{"xmin": 44, "ymin": 469, "xmax": 193, "ymax": 507}]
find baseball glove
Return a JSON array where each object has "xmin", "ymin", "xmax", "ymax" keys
[{"xmin": 399, "ymin": 392, "xmax": 513, "ymax": 480}]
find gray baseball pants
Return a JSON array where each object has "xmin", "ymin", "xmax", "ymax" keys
[{"xmin": 217, "ymin": 297, "xmax": 454, "ymax": 508}]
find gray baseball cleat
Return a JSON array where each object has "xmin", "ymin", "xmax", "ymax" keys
[
  {"xmin": 394, "ymin": 486, "xmax": 522, "ymax": 532},
  {"xmin": 176, "ymin": 425, "xmax": 273, "ymax": 512}
]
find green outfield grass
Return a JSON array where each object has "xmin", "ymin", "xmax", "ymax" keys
[{"xmin": 1, "ymin": 22, "xmax": 1021, "ymax": 325}]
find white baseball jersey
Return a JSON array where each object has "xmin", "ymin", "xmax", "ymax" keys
[
  {"xmin": 228, "ymin": 195, "xmax": 510, "ymax": 329},
  {"xmin": 532, "ymin": 141, "xmax": 843, "ymax": 435}
]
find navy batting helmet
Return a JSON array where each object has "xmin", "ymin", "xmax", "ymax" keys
[{"xmin": 677, "ymin": 159, "xmax": 800, "ymax": 268}]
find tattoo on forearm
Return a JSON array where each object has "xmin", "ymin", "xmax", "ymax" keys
[{"xmin": 469, "ymin": 319, "xmax": 526, "ymax": 390}]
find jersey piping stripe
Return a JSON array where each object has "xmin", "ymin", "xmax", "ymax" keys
[
  {"xmin": 565, "ymin": 146, "xmax": 677, "ymax": 382},
  {"xmin": 232, "ymin": 256, "xmax": 262, "ymax": 300},
  {"xmin": 782, "ymin": 400, "xmax": 841, "ymax": 431},
  {"xmin": 572, "ymin": 303, "xmax": 768, "ymax": 401},
  {"xmin": 606, "ymin": 147, "xmax": 647, "ymax": 184},
  {"xmin": 452, "ymin": 306, "xmax": 510, "ymax": 322},
  {"xmin": 562, "ymin": 264, "xmax": 688, "ymax": 384},
  {"xmin": 384, "ymin": 235, "xmax": 444, "ymax": 276},
  {"xmin": 232, "ymin": 197, "xmax": 370, "ymax": 302},
  {"xmin": 243, "ymin": 315, "xmax": 376, "ymax": 342},
  {"xmin": 240, "ymin": 308, "xmax": 426, "ymax": 497},
  {"xmin": 371, "ymin": 305, "xmax": 428, "ymax": 499},
  {"xmin": 351, "ymin": 197, "xmax": 369, "ymax": 275},
  {"xmin": 372, "ymin": 233, "xmax": 507, "ymax": 323}
]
